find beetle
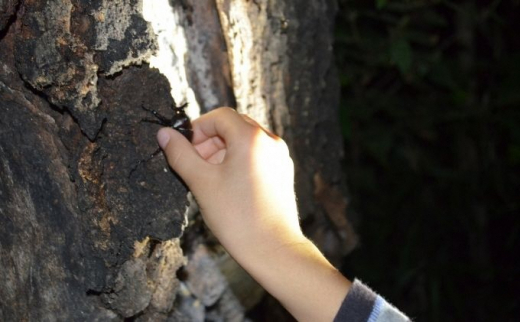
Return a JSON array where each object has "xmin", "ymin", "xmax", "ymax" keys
[
  {"xmin": 141, "ymin": 102, "xmax": 193, "ymax": 142},
  {"xmin": 129, "ymin": 102, "xmax": 193, "ymax": 177}
]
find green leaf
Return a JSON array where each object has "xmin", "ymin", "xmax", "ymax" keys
[
  {"xmin": 508, "ymin": 145, "xmax": 520, "ymax": 166},
  {"xmin": 390, "ymin": 38, "xmax": 413, "ymax": 74},
  {"xmin": 428, "ymin": 60, "xmax": 456, "ymax": 89},
  {"xmin": 451, "ymin": 89, "xmax": 469, "ymax": 106},
  {"xmin": 339, "ymin": 103, "xmax": 352, "ymax": 141},
  {"xmin": 376, "ymin": 0, "xmax": 388, "ymax": 9}
]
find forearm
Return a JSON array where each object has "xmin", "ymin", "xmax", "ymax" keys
[
  {"xmin": 226, "ymin": 233, "xmax": 351, "ymax": 322},
  {"xmin": 158, "ymin": 109, "xmax": 409, "ymax": 322}
]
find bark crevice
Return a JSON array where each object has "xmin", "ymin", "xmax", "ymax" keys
[{"xmin": 1, "ymin": 0, "xmax": 355, "ymax": 320}]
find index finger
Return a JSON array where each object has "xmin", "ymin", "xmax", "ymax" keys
[{"xmin": 191, "ymin": 107, "xmax": 252, "ymax": 145}]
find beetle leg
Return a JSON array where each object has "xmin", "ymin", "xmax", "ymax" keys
[
  {"xmin": 128, "ymin": 147, "xmax": 163, "ymax": 178},
  {"xmin": 147, "ymin": 147, "xmax": 163, "ymax": 159},
  {"xmin": 141, "ymin": 118, "xmax": 169, "ymax": 126},
  {"xmin": 142, "ymin": 106, "xmax": 171, "ymax": 124}
]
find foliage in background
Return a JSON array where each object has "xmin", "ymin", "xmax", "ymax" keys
[{"xmin": 335, "ymin": 0, "xmax": 520, "ymax": 320}]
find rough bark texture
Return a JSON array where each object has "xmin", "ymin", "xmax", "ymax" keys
[
  {"xmin": 0, "ymin": 0, "xmax": 18, "ymax": 33},
  {"xmin": 0, "ymin": 0, "xmax": 356, "ymax": 320},
  {"xmin": 215, "ymin": 0, "xmax": 357, "ymax": 261}
]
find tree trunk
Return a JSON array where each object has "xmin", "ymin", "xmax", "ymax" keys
[{"xmin": 0, "ymin": 0, "xmax": 356, "ymax": 321}]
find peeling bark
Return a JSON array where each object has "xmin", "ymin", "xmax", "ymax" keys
[
  {"xmin": 14, "ymin": 0, "xmax": 157, "ymax": 139},
  {"xmin": 0, "ymin": 0, "xmax": 18, "ymax": 33},
  {"xmin": 1, "ymin": 0, "xmax": 355, "ymax": 320}
]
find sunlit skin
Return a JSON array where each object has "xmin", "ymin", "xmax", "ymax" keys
[{"xmin": 157, "ymin": 107, "xmax": 351, "ymax": 322}]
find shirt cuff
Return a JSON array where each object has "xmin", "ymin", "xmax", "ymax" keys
[
  {"xmin": 334, "ymin": 279, "xmax": 410, "ymax": 322},
  {"xmin": 334, "ymin": 279, "xmax": 377, "ymax": 322}
]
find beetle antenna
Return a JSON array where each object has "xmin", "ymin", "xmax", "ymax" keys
[{"xmin": 173, "ymin": 102, "xmax": 188, "ymax": 112}]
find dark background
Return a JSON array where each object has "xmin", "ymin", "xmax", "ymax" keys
[{"xmin": 335, "ymin": 0, "xmax": 520, "ymax": 321}]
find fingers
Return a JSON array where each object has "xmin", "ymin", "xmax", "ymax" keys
[
  {"xmin": 191, "ymin": 108, "xmax": 252, "ymax": 145},
  {"xmin": 193, "ymin": 136, "xmax": 226, "ymax": 162},
  {"xmin": 157, "ymin": 127, "xmax": 211, "ymax": 187},
  {"xmin": 156, "ymin": 107, "xmax": 290, "ymax": 188},
  {"xmin": 239, "ymin": 114, "xmax": 281, "ymax": 140},
  {"xmin": 192, "ymin": 107, "xmax": 283, "ymax": 144}
]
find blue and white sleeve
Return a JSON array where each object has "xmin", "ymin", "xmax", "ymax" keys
[{"xmin": 334, "ymin": 279, "xmax": 410, "ymax": 322}]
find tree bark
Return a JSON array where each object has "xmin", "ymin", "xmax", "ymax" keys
[{"xmin": 0, "ymin": 0, "xmax": 356, "ymax": 320}]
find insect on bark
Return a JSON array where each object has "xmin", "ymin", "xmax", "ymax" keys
[{"xmin": 129, "ymin": 103, "xmax": 193, "ymax": 177}]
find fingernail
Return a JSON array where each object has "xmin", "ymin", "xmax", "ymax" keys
[{"xmin": 157, "ymin": 128, "xmax": 171, "ymax": 149}]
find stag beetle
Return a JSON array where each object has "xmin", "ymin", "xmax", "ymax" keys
[
  {"xmin": 129, "ymin": 102, "xmax": 193, "ymax": 177},
  {"xmin": 141, "ymin": 102, "xmax": 193, "ymax": 141}
]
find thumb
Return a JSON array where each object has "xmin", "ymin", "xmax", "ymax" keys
[{"xmin": 157, "ymin": 127, "xmax": 209, "ymax": 187}]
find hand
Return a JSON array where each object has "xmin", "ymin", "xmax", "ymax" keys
[
  {"xmin": 157, "ymin": 107, "xmax": 350, "ymax": 321},
  {"xmin": 156, "ymin": 107, "xmax": 302, "ymax": 255}
]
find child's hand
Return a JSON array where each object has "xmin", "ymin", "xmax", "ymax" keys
[
  {"xmin": 157, "ymin": 107, "xmax": 350, "ymax": 322},
  {"xmin": 156, "ymin": 107, "xmax": 303, "ymax": 256}
]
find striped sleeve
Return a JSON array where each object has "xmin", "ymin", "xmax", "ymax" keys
[{"xmin": 334, "ymin": 279, "xmax": 410, "ymax": 322}]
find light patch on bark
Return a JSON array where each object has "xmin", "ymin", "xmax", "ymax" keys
[
  {"xmin": 149, "ymin": 239, "xmax": 186, "ymax": 313},
  {"xmin": 142, "ymin": 0, "xmax": 200, "ymax": 119},
  {"xmin": 215, "ymin": 0, "xmax": 291, "ymax": 135},
  {"xmin": 182, "ymin": 1, "xmax": 221, "ymax": 110},
  {"xmin": 133, "ymin": 236, "xmax": 151, "ymax": 258},
  {"xmin": 94, "ymin": 0, "xmax": 158, "ymax": 76},
  {"xmin": 104, "ymin": 237, "xmax": 186, "ymax": 318},
  {"xmin": 94, "ymin": 1, "xmax": 136, "ymax": 50},
  {"xmin": 24, "ymin": 0, "xmax": 100, "ymax": 113}
]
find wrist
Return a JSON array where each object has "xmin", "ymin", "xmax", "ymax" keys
[
  {"xmin": 230, "ymin": 234, "xmax": 351, "ymax": 321},
  {"xmin": 217, "ymin": 222, "xmax": 306, "ymax": 265}
]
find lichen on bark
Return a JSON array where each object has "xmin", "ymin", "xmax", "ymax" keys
[{"xmin": 14, "ymin": 0, "xmax": 157, "ymax": 139}]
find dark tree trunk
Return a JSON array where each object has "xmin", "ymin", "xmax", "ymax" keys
[{"xmin": 0, "ymin": 0, "xmax": 356, "ymax": 320}]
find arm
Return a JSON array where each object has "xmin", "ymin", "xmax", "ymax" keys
[
  {"xmin": 156, "ymin": 107, "xmax": 408, "ymax": 322},
  {"xmin": 156, "ymin": 107, "xmax": 349, "ymax": 321}
]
